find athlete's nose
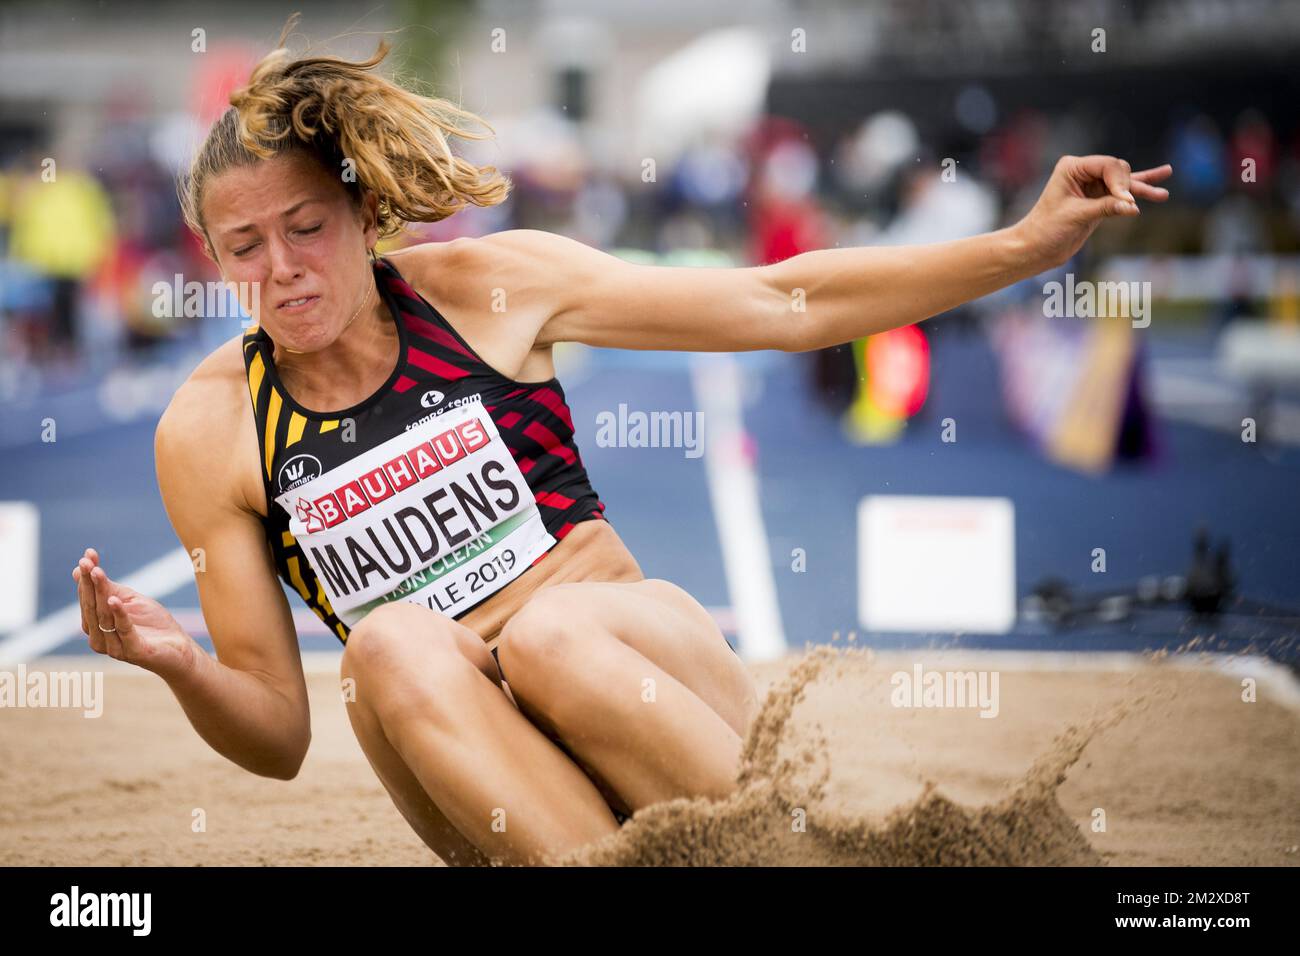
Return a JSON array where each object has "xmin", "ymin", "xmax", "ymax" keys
[{"xmin": 265, "ymin": 234, "xmax": 305, "ymax": 289}]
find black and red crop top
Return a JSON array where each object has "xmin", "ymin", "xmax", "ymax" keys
[{"xmin": 240, "ymin": 254, "xmax": 607, "ymax": 643}]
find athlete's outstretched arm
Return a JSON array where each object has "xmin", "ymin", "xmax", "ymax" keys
[{"xmin": 486, "ymin": 155, "xmax": 1170, "ymax": 354}]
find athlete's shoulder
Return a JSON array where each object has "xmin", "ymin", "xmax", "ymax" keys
[
  {"xmin": 383, "ymin": 239, "xmax": 461, "ymax": 293},
  {"xmin": 386, "ymin": 231, "xmax": 578, "ymax": 296},
  {"xmin": 455, "ymin": 229, "xmax": 592, "ymax": 266},
  {"xmin": 169, "ymin": 333, "xmax": 246, "ymax": 411},
  {"xmin": 155, "ymin": 334, "xmax": 249, "ymax": 466},
  {"xmin": 386, "ymin": 230, "xmax": 553, "ymax": 268}
]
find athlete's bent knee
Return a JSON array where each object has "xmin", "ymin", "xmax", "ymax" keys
[
  {"xmin": 342, "ymin": 603, "xmax": 494, "ymax": 682},
  {"xmin": 496, "ymin": 587, "xmax": 589, "ymax": 675}
]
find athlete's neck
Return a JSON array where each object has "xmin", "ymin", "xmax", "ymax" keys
[{"xmin": 272, "ymin": 280, "xmax": 397, "ymax": 411}]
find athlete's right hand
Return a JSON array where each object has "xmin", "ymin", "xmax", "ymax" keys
[{"xmin": 73, "ymin": 548, "xmax": 199, "ymax": 679}]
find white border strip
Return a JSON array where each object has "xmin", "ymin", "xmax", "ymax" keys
[{"xmin": 689, "ymin": 354, "xmax": 786, "ymax": 661}]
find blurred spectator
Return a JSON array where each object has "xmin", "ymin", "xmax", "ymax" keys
[
  {"xmin": 1204, "ymin": 193, "xmax": 1268, "ymax": 256},
  {"xmin": 1169, "ymin": 114, "xmax": 1227, "ymax": 207},
  {"xmin": 980, "ymin": 108, "xmax": 1049, "ymax": 201},
  {"xmin": 0, "ymin": 163, "xmax": 12, "ymax": 254},
  {"xmin": 746, "ymin": 134, "xmax": 830, "ymax": 266},
  {"xmin": 870, "ymin": 154, "xmax": 999, "ymax": 248},
  {"xmin": 8, "ymin": 168, "xmax": 116, "ymax": 364},
  {"xmin": 1227, "ymin": 108, "xmax": 1277, "ymax": 189}
]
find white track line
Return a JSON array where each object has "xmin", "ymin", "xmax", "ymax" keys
[
  {"xmin": 0, "ymin": 548, "xmax": 195, "ymax": 666},
  {"xmin": 690, "ymin": 354, "xmax": 786, "ymax": 662}
]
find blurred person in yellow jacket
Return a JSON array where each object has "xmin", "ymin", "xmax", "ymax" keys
[{"xmin": 9, "ymin": 167, "xmax": 117, "ymax": 361}]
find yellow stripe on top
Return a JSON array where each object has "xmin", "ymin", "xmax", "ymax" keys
[
  {"xmin": 244, "ymin": 332, "xmax": 351, "ymax": 644},
  {"xmin": 286, "ymin": 411, "xmax": 307, "ymax": 449},
  {"xmin": 314, "ymin": 578, "xmax": 337, "ymax": 618},
  {"xmin": 281, "ymin": 531, "xmax": 313, "ymax": 601},
  {"xmin": 247, "ymin": 349, "xmax": 265, "ymax": 408},
  {"xmin": 285, "ymin": 556, "xmax": 312, "ymax": 601},
  {"xmin": 264, "ymin": 387, "xmax": 282, "ymax": 481}
]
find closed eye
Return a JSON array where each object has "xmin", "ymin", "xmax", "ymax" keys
[{"xmin": 231, "ymin": 223, "xmax": 321, "ymax": 257}]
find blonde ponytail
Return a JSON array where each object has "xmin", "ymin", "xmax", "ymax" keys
[{"xmin": 180, "ymin": 14, "xmax": 510, "ymax": 247}]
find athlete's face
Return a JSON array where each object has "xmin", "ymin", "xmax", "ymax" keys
[{"xmin": 201, "ymin": 151, "xmax": 380, "ymax": 351}]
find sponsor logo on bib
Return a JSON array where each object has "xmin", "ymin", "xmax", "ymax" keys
[{"xmin": 278, "ymin": 454, "xmax": 322, "ymax": 493}]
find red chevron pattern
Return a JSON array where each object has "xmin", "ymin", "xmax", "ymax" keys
[{"xmin": 377, "ymin": 257, "xmax": 606, "ymax": 537}]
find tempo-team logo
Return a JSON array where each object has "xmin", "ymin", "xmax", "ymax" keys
[
  {"xmin": 278, "ymin": 454, "xmax": 323, "ymax": 494},
  {"xmin": 420, "ymin": 389, "xmax": 445, "ymax": 408},
  {"xmin": 293, "ymin": 416, "xmax": 492, "ymax": 534}
]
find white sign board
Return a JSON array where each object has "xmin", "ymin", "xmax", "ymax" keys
[
  {"xmin": 858, "ymin": 495, "xmax": 1015, "ymax": 634},
  {"xmin": 0, "ymin": 502, "xmax": 39, "ymax": 633}
]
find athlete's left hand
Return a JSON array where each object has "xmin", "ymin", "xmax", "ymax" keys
[
  {"xmin": 1015, "ymin": 155, "xmax": 1173, "ymax": 270},
  {"xmin": 73, "ymin": 548, "xmax": 197, "ymax": 678}
]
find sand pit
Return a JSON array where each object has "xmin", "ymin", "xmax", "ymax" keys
[{"xmin": 2, "ymin": 646, "xmax": 1297, "ymax": 866}]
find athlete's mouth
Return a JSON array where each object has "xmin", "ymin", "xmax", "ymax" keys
[{"xmin": 277, "ymin": 294, "xmax": 321, "ymax": 313}]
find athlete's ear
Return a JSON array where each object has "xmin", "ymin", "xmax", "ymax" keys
[{"xmin": 358, "ymin": 190, "xmax": 380, "ymax": 249}]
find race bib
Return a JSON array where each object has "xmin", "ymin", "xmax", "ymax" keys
[{"xmin": 275, "ymin": 397, "xmax": 556, "ymax": 627}]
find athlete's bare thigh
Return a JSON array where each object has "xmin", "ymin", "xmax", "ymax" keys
[
  {"xmin": 339, "ymin": 605, "xmax": 505, "ymax": 866},
  {"xmin": 339, "ymin": 578, "xmax": 754, "ymax": 862},
  {"xmin": 498, "ymin": 577, "xmax": 755, "ymax": 735}
]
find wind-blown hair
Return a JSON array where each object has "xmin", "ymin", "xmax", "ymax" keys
[{"xmin": 179, "ymin": 13, "xmax": 510, "ymax": 253}]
